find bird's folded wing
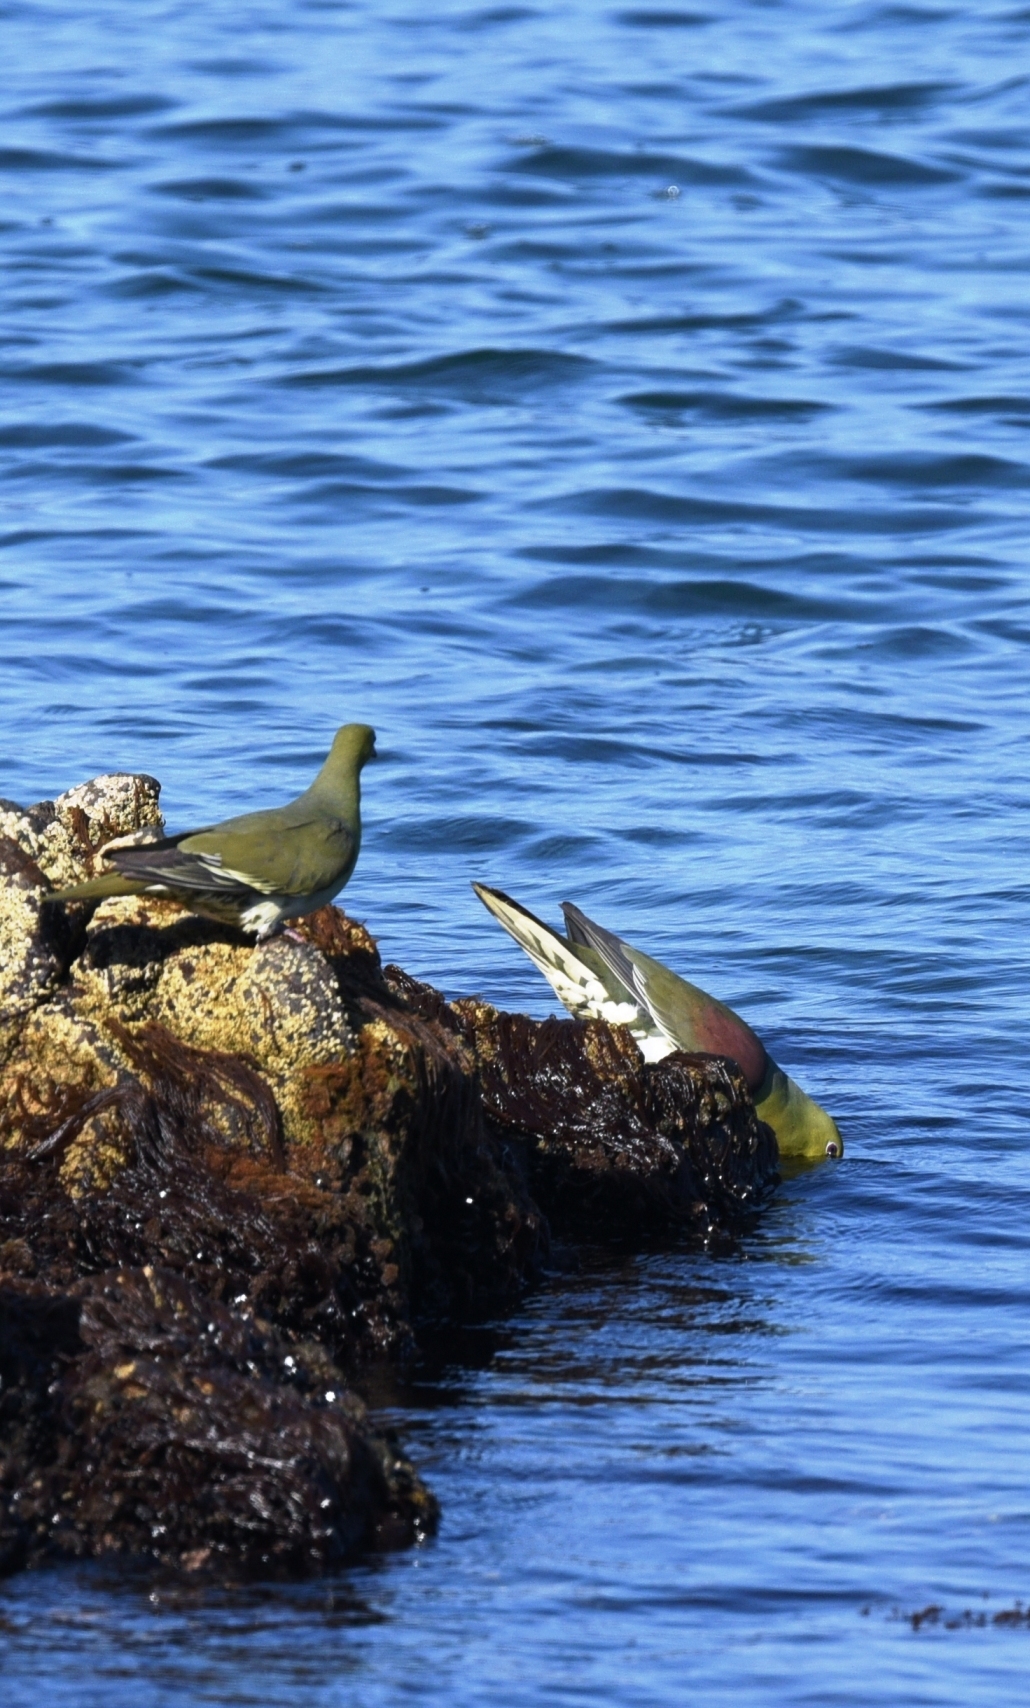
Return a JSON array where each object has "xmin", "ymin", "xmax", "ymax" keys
[
  {"xmin": 103, "ymin": 833, "xmax": 266, "ymax": 896},
  {"xmin": 183, "ymin": 813, "xmax": 356, "ymax": 896},
  {"xmin": 561, "ymin": 903, "xmax": 638, "ymax": 993},
  {"xmin": 107, "ymin": 814, "xmax": 355, "ymax": 899},
  {"xmin": 561, "ymin": 900, "xmax": 769, "ymax": 1087}
]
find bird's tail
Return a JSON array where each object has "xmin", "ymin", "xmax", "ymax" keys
[
  {"xmin": 472, "ymin": 883, "xmax": 572, "ymax": 979},
  {"xmin": 472, "ymin": 881, "xmax": 633, "ymax": 1020},
  {"xmin": 50, "ymin": 872, "xmax": 146, "ymax": 903}
]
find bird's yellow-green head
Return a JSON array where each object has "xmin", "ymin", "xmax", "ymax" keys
[
  {"xmin": 329, "ymin": 723, "xmax": 377, "ymax": 769},
  {"xmin": 754, "ymin": 1063, "xmax": 843, "ymax": 1164},
  {"xmin": 305, "ymin": 723, "xmax": 377, "ymax": 809}
]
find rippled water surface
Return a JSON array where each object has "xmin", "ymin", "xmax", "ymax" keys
[{"xmin": 3, "ymin": 0, "xmax": 1030, "ymax": 1700}]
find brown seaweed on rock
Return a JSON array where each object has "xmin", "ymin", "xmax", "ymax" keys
[
  {"xmin": 386, "ymin": 971, "xmax": 778, "ymax": 1243},
  {"xmin": 0, "ymin": 1266, "xmax": 433, "ymax": 1581},
  {"xmin": 0, "ymin": 771, "xmax": 779, "ymax": 1583},
  {"xmin": 0, "ymin": 1029, "xmax": 437, "ymax": 1578},
  {"xmin": 4, "ymin": 1023, "xmax": 378, "ymax": 1354}
]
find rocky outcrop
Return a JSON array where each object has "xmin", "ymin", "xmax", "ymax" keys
[{"xmin": 0, "ymin": 773, "xmax": 778, "ymax": 1581}]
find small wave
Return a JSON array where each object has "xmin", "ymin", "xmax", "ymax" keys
[
  {"xmin": 2, "ymin": 460, "xmax": 186, "ymax": 486},
  {"xmin": 833, "ymin": 451, "xmax": 1030, "ymax": 489},
  {"xmin": 854, "ymin": 623, "xmax": 975, "ymax": 659},
  {"xmin": 21, "ymin": 94, "xmax": 176, "ymax": 119},
  {"xmin": 508, "ymin": 571, "xmax": 868, "ymax": 623},
  {"xmin": 1, "ymin": 360, "xmax": 140, "ymax": 387},
  {"xmin": 543, "ymin": 484, "xmax": 966, "ymax": 535},
  {"xmin": 208, "ymin": 450, "xmax": 400, "ymax": 480},
  {"xmin": 148, "ymin": 115, "xmax": 301, "ymax": 144},
  {"xmin": 620, "ymin": 389, "xmax": 829, "ymax": 420},
  {"xmin": 105, "ymin": 270, "xmax": 203, "ymax": 299},
  {"xmin": 508, "ymin": 144, "xmax": 751, "ymax": 185},
  {"xmin": 186, "ymin": 57, "xmax": 282, "ymax": 77},
  {"xmin": 299, "ymin": 479, "xmax": 479, "ymax": 509},
  {"xmin": 606, "ymin": 298, "xmax": 803, "ymax": 335},
  {"xmin": 150, "ymin": 109, "xmax": 444, "ymax": 143},
  {"xmin": 833, "ymin": 344, "xmax": 966, "ymax": 370},
  {"xmin": 0, "ymin": 423, "xmax": 134, "ymax": 447},
  {"xmin": 464, "ymin": 5, "xmax": 539, "ymax": 25},
  {"xmin": 381, "ymin": 813, "xmax": 534, "ymax": 853},
  {"xmin": 614, "ymin": 9, "xmax": 712, "ymax": 26},
  {"xmin": 922, "ymin": 393, "xmax": 1030, "ymax": 416},
  {"xmin": 778, "ymin": 143, "xmax": 958, "ymax": 186},
  {"xmin": 153, "ymin": 177, "xmax": 269, "ymax": 201},
  {"xmin": 732, "ymin": 81, "xmax": 952, "ymax": 122},
  {"xmin": 190, "ymin": 264, "xmax": 325, "ymax": 294},
  {"xmin": 0, "ymin": 147, "xmax": 119, "ymax": 172},
  {"xmin": 0, "ymin": 525, "xmax": 146, "ymax": 550},
  {"xmin": 284, "ymin": 346, "xmax": 594, "ymax": 396}
]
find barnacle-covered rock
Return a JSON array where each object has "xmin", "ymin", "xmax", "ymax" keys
[
  {"xmin": 0, "ymin": 838, "xmax": 68, "ymax": 1064},
  {"xmin": 0, "ymin": 772, "xmax": 163, "ymax": 891},
  {"xmin": 0, "ymin": 773, "xmax": 164, "ymax": 1067}
]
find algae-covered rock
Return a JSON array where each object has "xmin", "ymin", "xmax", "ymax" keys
[
  {"xmin": 0, "ymin": 771, "xmax": 778, "ymax": 1583},
  {"xmin": 0, "ymin": 1264, "xmax": 435, "ymax": 1580},
  {"xmin": 388, "ymin": 974, "xmax": 777, "ymax": 1242},
  {"xmin": 0, "ymin": 1023, "xmax": 438, "ymax": 1578},
  {"xmin": 60, "ymin": 895, "xmax": 358, "ymax": 1150}
]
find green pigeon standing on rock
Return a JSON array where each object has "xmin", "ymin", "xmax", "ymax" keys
[
  {"xmin": 51, "ymin": 723, "xmax": 376, "ymax": 940},
  {"xmin": 472, "ymin": 884, "xmax": 842, "ymax": 1162}
]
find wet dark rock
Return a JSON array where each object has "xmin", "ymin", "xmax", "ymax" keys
[
  {"xmin": 387, "ymin": 972, "xmax": 776, "ymax": 1242},
  {"xmin": 0, "ymin": 1264, "xmax": 434, "ymax": 1580},
  {"xmin": 0, "ymin": 772, "xmax": 778, "ymax": 1582}
]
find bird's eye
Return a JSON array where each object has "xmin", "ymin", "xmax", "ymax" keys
[{"xmin": 825, "ymin": 1141, "xmax": 839, "ymax": 1158}]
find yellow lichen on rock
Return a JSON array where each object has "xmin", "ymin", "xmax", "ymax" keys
[
  {"xmin": 3, "ymin": 1000, "xmax": 129, "ymax": 1119},
  {"xmin": 58, "ymin": 1105, "xmax": 136, "ymax": 1196},
  {"xmin": 61, "ymin": 894, "xmax": 358, "ymax": 1151}
]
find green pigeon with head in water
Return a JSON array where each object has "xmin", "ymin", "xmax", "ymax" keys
[
  {"xmin": 51, "ymin": 723, "xmax": 376, "ymax": 941},
  {"xmin": 472, "ymin": 883, "xmax": 842, "ymax": 1162}
]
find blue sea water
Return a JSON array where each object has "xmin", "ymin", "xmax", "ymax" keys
[{"xmin": 2, "ymin": 0, "xmax": 1030, "ymax": 1699}]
